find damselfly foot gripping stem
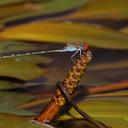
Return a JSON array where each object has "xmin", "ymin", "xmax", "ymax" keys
[{"xmin": 68, "ymin": 42, "xmax": 89, "ymax": 62}]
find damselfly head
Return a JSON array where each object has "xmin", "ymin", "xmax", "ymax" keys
[{"xmin": 82, "ymin": 42, "xmax": 89, "ymax": 51}]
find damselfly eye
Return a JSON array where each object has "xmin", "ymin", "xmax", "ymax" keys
[{"xmin": 83, "ymin": 42, "xmax": 89, "ymax": 50}]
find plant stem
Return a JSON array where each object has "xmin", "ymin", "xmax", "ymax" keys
[{"xmin": 88, "ymin": 81, "xmax": 128, "ymax": 94}]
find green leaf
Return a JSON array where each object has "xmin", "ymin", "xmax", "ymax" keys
[
  {"xmin": 0, "ymin": 41, "xmax": 44, "ymax": 53},
  {"xmin": 0, "ymin": 1, "xmax": 39, "ymax": 21},
  {"xmin": 0, "ymin": 113, "xmax": 47, "ymax": 128},
  {"xmin": 0, "ymin": 41, "xmax": 52, "ymax": 81},
  {"xmin": 1, "ymin": 0, "xmax": 88, "ymax": 23},
  {"xmin": 59, "ymin": 91, "xmax": 128, "ymax": 128},
  {"xmin": 0, "ymin": 0, "xmax": 23, "ymax": 5},
  {"xmin": 96, "ymin": 117, "xmax": 128, "ymax": 128},
  {"xmin": 58, "ymin": 118, "xmax": 128, "ymax": 128},
  {"xmin": 0, "ymin": 91, "xmax": 35, "ymax": 106},
  {"xmin": 0, "ymin": 58, "xmax": 48, "ymax": 80},
  {"xmin": 0, "ymin": 105, "xmax": 36, "ymax": 116},
  {"xmin": 54, "ymin": 0, "xmax": 128, "ymax": 20},
  {"xmin": 0, "ymin": 80, "xmax": 15, "ymax": 90},
  {"xmin": 59, "ymin": 100, "xmax": 128, "ymax": 120},
  {"xmin": 1, "ymin": 21, "xmax": 128, "ymax": 49}
]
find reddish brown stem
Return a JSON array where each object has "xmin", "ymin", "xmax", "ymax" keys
[{"xmin": 88, "ymin": 81, "xmax": 128, "ymax": 94}]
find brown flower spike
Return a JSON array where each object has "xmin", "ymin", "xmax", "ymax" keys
[{"xmin": 35, "ymin": 42, "xmax": 92, "ymax": 124}]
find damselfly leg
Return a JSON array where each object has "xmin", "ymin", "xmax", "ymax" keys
[
  {"xmin": 71, "ymin": 49, "xmax": 82, "ymax": 63},
  {"xmin": 66, "ymin": 43, "xmax": 83, "ymax": 63}
]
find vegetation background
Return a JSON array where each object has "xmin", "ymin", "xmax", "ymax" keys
[{"xmin": 0, "ymin": 0, "xmax": 127, "ymax": 128}]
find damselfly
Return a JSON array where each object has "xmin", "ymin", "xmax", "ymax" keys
[{"xmin": 0, "ymin": 42, "xmax": 89, "ymax": 62}]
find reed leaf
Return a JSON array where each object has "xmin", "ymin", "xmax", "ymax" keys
[{"xmin": 1, "ymin": 21, "xmax": 128, "ymax": 49}]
